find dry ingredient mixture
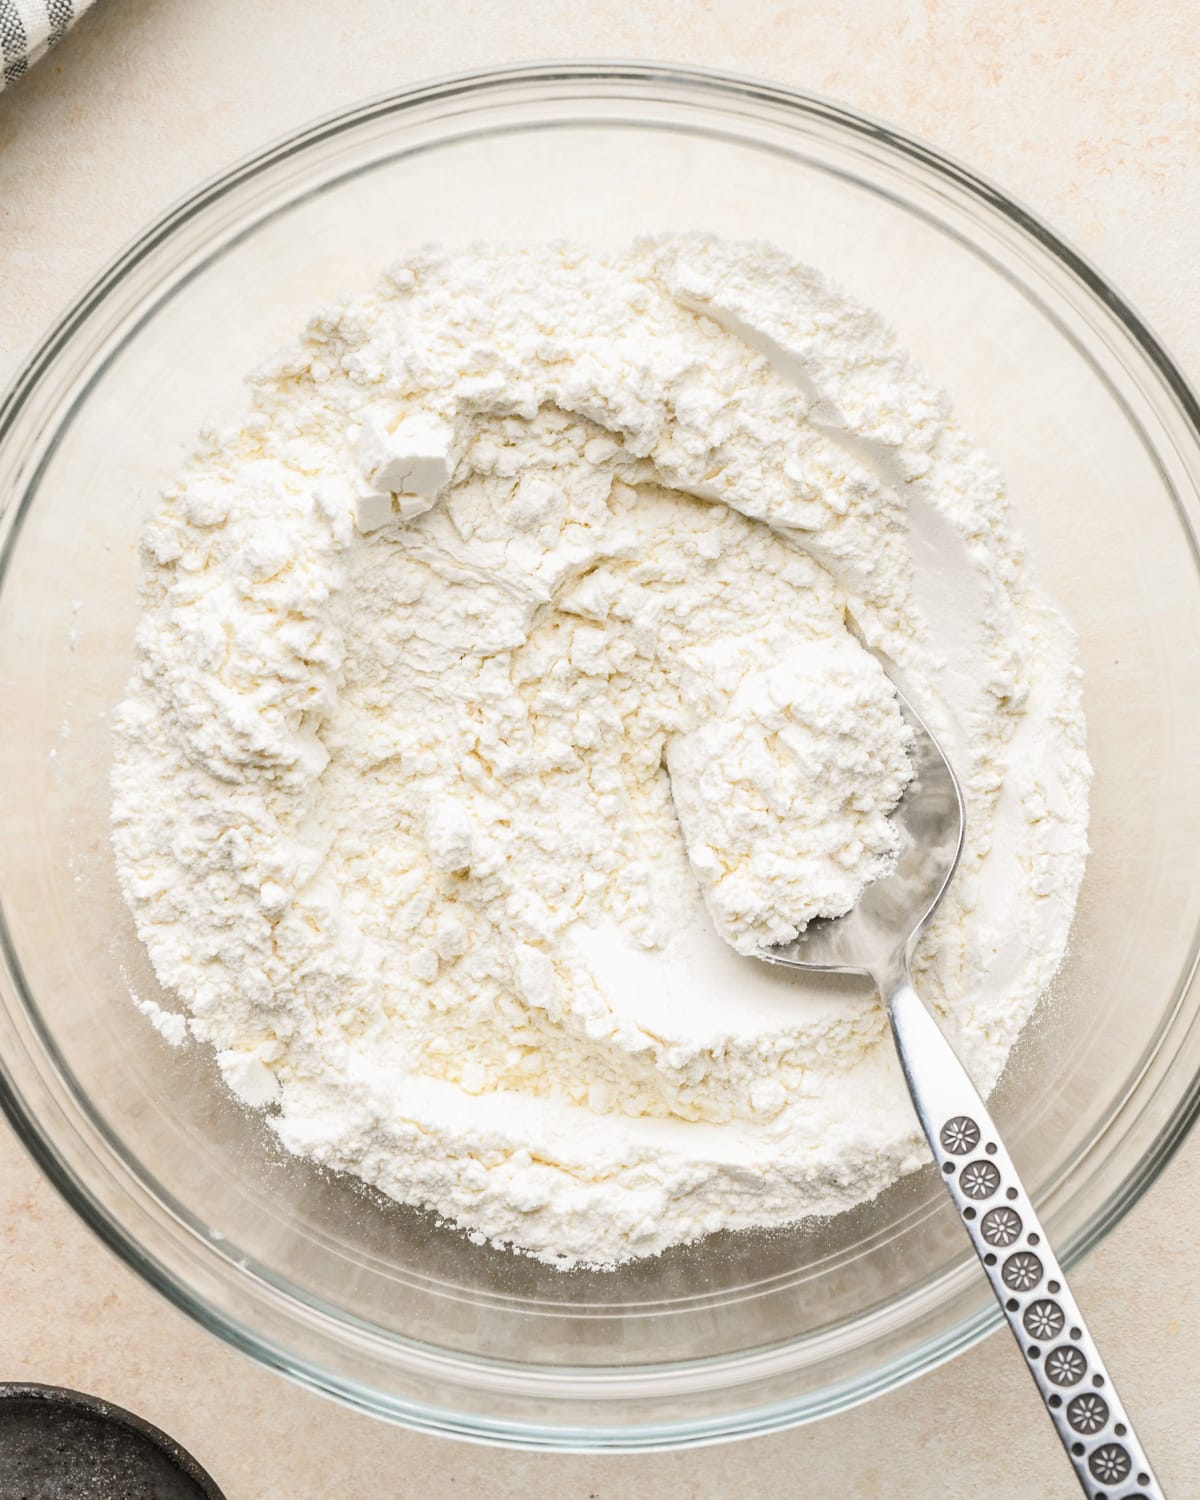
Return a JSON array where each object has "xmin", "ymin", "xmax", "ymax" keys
[{"xmin": 112, "ymin": 236, "xmax": 1090, "ymax": 1267}]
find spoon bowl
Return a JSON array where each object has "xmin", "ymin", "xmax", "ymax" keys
[{"xmin": 757, "ymin": 686, "xmax": 965, "ymax": 981}]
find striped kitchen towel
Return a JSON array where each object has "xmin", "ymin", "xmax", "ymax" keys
[{"xmin": 0, "ymin": 0, "xmax": 95, "ymax": 91}]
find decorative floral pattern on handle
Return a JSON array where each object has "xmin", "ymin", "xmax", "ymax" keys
[{"xmin": 890, "ymin": 980, "xmax": 1165, "ymax": 1499}]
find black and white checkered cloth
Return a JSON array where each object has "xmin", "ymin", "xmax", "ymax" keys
[{"xmin": 0, "ymin": 0, "xmax": 95, "ymax": 91}]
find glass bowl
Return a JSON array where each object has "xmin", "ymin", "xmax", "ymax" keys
[{"xmin": 2, "ymin": 63, "xmax": 1200, "ymax": 1451}]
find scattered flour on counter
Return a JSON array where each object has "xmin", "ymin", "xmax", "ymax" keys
[{"xmin": 111, "ymin": 236, "xmax": 1090, "ymax": 1267}]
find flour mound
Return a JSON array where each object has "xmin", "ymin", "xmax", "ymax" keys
[{"xmin": 111, "ymin": 237, "xmax": 1090, "ymax": 1267}]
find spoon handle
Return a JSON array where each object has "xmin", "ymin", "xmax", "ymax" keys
[{"xmin": 887, "ymin": 975, "xmax": 1165, "ymax": 1500}]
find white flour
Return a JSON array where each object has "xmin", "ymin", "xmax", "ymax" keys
[{"xmin": 111, "ymin": 236, "xmax": 1090, "ymax": 1267}]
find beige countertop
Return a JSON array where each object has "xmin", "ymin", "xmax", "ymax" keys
[{"xmin": 1, "ymin": 3, "xmax": 1198, "ymax": 1495}]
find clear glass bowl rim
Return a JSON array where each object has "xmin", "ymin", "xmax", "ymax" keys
[{"xmin": 2, "ymin": 59, "xmax": 1200, "ymax": 1451}]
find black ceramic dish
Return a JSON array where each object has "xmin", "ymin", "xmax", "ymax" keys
[{"xmin": 0, "ymin": 1384, "xmax": 225, "ymax": 1500}]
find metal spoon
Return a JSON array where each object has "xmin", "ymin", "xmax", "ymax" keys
[{"xmin": 756, "ymin": 685, "xmax": 1164, "ymax": 1500}]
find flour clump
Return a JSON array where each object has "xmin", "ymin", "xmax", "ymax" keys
[{"xmin": 111, "ymin": 236, "xmax": 1090, "ymax": 1267}]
